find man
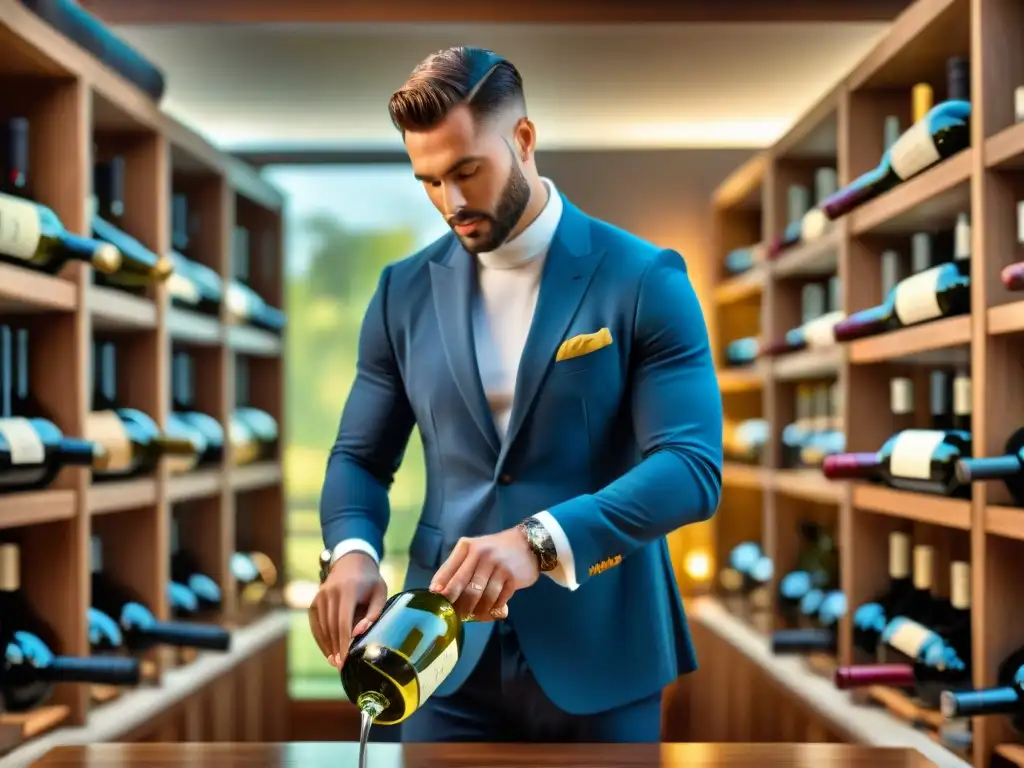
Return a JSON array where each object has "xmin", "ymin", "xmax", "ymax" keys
[{"xmin": 310, "ymin": 46, "xmax": 722, "ymax": 743}]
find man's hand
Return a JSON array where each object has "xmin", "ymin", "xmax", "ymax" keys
[
  {"xmin": 308, "ymin": 552, "xmax": 388, "ymax": 669},
  {"xmin": 430, "ymin": 527, "xmax": 540, "ymax": 621}
]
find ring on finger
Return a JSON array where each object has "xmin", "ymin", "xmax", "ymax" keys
[{"xmin": 467, "ymin": 582, "xmax": 485, "ymax": 592}]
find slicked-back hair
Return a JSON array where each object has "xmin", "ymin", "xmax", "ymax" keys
[{"xmin": 388, "ymin": 46, "xmax": 525, "ymax": 136}]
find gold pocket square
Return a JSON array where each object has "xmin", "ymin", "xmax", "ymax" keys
[{"xmin": 556, "ymin": 327, "xmax": 613, "ymax": 363}]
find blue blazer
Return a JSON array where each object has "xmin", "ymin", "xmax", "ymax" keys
[{"xmin": 320, "ymin": 195, "xmax": 723, "ymax": 716}]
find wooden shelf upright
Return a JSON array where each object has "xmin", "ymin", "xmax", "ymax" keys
[
  {"xmin": 702, "ymin": 0, "xmax": 1024, "ymax": 765},
  {"xmin": 0, "ymin": 0, "xmax": 288, "ymax": 757}
]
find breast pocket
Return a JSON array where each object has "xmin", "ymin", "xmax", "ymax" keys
[{"xmin": 554, "ymin": 340, "xmax": 616, "ymax": 376}]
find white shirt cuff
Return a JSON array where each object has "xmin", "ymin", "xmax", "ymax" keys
[
  {"xmin": 329, "ymin": 538, "xmax": 381, "ymax": 568},
  {"xmin": 531, "ymin": 510, "xmax": 579, "ymax": 591}
]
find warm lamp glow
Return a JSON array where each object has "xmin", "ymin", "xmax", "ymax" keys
[{"xmin": 683, "ymin": 549, "xmax": 712, "ymax": 581}]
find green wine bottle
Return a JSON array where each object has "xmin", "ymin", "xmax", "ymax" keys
[{"xmin": 340, "ymin": 588, "xmax": 467, "ymax": 725}]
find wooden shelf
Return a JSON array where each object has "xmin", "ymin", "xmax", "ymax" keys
[
  {"xmin": 718, "ymin": 366, "xmax": 765, "ymax": 393},
  {"xmin": 0, "ymin": 1, "xmax": 287, "ymax": 752},
  {"xmin": 714, "ymin": 266, "xmax": 764, "ymax": 305},
  {"xmin": 772, "ymin": 347, "xmax": 844, "ymax": 382},
  {"xmin": 722, "ymin": 462, "xmax": 769, "ymax": 491},
  {"xmin": 227, "ymin": 324, "xmax": 283, "ymax": 357},
  {"xmin": 848, "ymin": 150, "xmax": 972, "ymax": 236},
  {"xmin": 774, "ymin": 470, "xmax": 845, "ymax": 504},
  {"xmin": 772, "ymin": 229, "xmax": 841, "ymax": 279},
  {"xmin": 704, "ymin": 2, "xmax": 1019, "ymax": 763},
  {"xmin": 0, "ymin": 262, "xmax": 78, "ymax": 313},
  {"xmin": 848, "ymin": 315, "xmax": 971, "ymax": 365},
  {"xmin": 852, "ymin": 485, "xmax": 971, "ymax": 529}
]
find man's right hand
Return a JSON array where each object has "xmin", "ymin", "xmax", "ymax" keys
[{"xmin": 309, "ymin": 552, "xmax": 388, "ymax": 669}]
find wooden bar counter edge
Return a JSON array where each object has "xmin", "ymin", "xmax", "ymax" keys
[
  {"xmin": 29, "ymin": 742, "xmax": 939, "ymax": 767},
  {"xmin": 0, "ymin": 611, "xmax": 291, "ymax": 768}
]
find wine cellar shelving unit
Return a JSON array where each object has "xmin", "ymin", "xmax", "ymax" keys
[
  {"xmin": 0, "ymin": 0, "xmax": 287, "ymax": 757},
  {"xmin": 708, "ymin": 0, "xmax": 1024, "ymax": 766}
]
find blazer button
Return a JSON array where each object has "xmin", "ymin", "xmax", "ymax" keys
[{"xmin": 498, "ymin": 474, "xmax": 514, "ymax": 485}]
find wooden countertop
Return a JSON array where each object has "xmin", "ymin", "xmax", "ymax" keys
[{"xmin": 33, "ymin": 743, "xmax": 937, "ymax": 766}]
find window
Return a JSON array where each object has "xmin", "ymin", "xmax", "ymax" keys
[{"xmin": 261, "ymin": 162, "xmax": 448, "ymax": 699}]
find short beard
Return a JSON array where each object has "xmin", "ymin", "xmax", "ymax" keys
[{"xmin": 453, "ymin": 158, "xmax": 531, "ymax": 255}]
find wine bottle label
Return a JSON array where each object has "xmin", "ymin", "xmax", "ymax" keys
[
  {"xmin": 802, "ymin": 311, "xmax": 845, "ymax": 348},
  {"xmin": 888, "ymin": 120, "xmax": 941, "ymax": 181},
  {"xmin": 893, "ymin": 266, "xmax": 943, "ymax": 326},
  {"xmin": 953, "ymin": 376, "xmax": 972, "ymax": 417},
  {"xmin": 889, "ymin": 532, "xmax": 910, "ymax": 579},
  {"xmin": 0, "ymin": 417, "xmax": 46, "ymax": 465},
  {"xmin": 168, "ymin": 273, "xmax": 201, "ymax": 304},
  {"xmin": 890, "ymin": 378, "xmax": 913, "ymax": 415},
  {"xmin": 226, "ymin": 284, "xmax": 249, "ymax": 319},
  {"xmin": 889, "ymin": 429, "xmax": 945, "ymax": 480},
  {"xmin": 887, "ymin": 618, "xmax": 939, "ymax": 658},
  {"xmin": 0, "ymin": 193, "xmax": 43, "ymax": 261},
  {"xmin": 85, "ymin": 410, "xmax": 134, "ymax": 472},
  {"xmin": 951, "ymin": 561, "xmax": 970, "ymax": 610},
  {"xmin": 417, "ymin": 640, "xmax": 460, "ymax": 705}
]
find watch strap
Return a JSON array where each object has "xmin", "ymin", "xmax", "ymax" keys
[{"xmin": 518, "ymin": 517, "xmax": 559, "ymax": 573}]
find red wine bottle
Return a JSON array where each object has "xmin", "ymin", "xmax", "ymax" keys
[
  {"xmin": 822, "ymin": 426, "xmax": 971, "ymax": 496},
  {"xmin": 955, "ymin": 426, "xmax": 1024, "ymax": 506},
  {"xmin": 169, "ymin": 517, "xmax": 222, "ymax": 615},
  {"xmin": 90, "ymin": 536, "xmax": 230, "ymax": 653},
  {"xmin": 0, "ymin": 542, "xmax": 139, "ymax": 712},
  {"xmin": 820, "ymin": 58, "xmax": 970, "ymax": 220},
  {"xmin": 852, "ymin": 532, "xmax": 913, "ymax": 658},
  {"xmin": 832, "ymin": 214, "xmax": 971, "ymax": 342}
]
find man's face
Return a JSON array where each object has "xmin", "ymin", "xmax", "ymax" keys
[{"xmin": 406, "ymin": 105, "xmax": 530, "ymax": 254}]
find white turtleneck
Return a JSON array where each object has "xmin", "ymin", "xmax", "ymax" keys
[{"xmin": 331, "ymin": 177, "xmax": 579, "ymax": 591}]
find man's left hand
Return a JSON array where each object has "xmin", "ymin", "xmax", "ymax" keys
[{"xmin": 430, "ymin": 526, "xmax": 540, "ymax": 621}]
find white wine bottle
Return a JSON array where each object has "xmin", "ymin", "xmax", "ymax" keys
[{"xmin": 340, "ymin": 588, "xmax": 467, "ymax": 726}]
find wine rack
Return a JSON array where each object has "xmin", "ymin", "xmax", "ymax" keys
[
  {"xmin": 706, "ymin": 0, "xmax": 1024, "ymax": 766},
  {"xmin": 0, "ymin": 0, "xmax": 287, "ymax": 757}
]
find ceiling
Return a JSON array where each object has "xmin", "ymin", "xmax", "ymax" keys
[{"xmin": 115, "ymin": 22, "xmax": 889, "ymax": 152}]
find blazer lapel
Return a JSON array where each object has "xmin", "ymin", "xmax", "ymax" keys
[
  {"xmin": 499, "ymin": 199, "xmax": 604, "ymax": 466},
  {"xmin": 430, "ymin": 241, "xmax": 502, "ymax": 456}
]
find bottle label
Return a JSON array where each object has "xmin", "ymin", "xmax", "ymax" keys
[
  {"xmin": 890, "ymin": 378, "xmax": 913, "ymax": 415},
  {"xmin": 85, "ymin": 410, "xmax": 133, "ymax": 472},
  {"xmin": 0, "ymin": 417, "xmax": 45, "ymax": 465},
  {"xmin": 417, "ymin": 639, "xmax": 460, "ymax": 705},
  {"xmin": 226, "ymin": 284, "xmax": 249, "ymax": 320},
  {"xmin": 953, "ymin": 376, "xmax": 972, "ymax": 418},
  {"xmin": 951, "ymin": 561, "xmax": 970, "ymax": 610},
  {"xmin": 889, "ymin": 117, "xmax": 941, "ymax": 180},
  {"xmin": 887, "ymin": 618, "xmax": 938, "ymax": 658},
  {"xmin": 168, "ymin": 273, "xmax": 201, "ymax": 304},
  {"xmin": 0, "ymin": 193, "xmax": 43, "ymax": 261},
  {"xmin": 889, "ymin": 429, "xmax": 945, "ymax": 480},
  {"xmin": 889, "ymin": 532, "xmax": 910, "ymax": 579},
  {"xmin": 893, "ymin": 266, "xmax": 944, "ymax": 326},
  {"xmin": 803, "ymin": 311, "xmax": 845, "ymax": 348}
]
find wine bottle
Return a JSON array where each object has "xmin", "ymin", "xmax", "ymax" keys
[
  {"xmin": 883, "ymin": 115, "xmax": 901, "ymax": 152},
  {"xmin": 227, "ymin": 225, "xmax": 286, "ymax": 333},
  {"xmin": 768, "ymin": 184, "xmax": 811, "ymax": 258},
  {"xmin": 724, "ymin": 244, "xmax": 757, "ymax": 276},
  {"xmin": 722, "ymin": 418, "xmax": 768, "ymax": 464},
  {"xmin": 724, "ymin": 336, "xmax": 759, "ymax": 367},
  {"xmin": 780, "ymin": 385, "xmax": 814, "ymax": 469},
  {"xmin": 760, "ymin": 282, "xmax": 826, "ymax": 357},
  {"xmin": 87, "ymin": 607, "xmax": 125, "ymax": 655},
  {"xmin": 801, "ymin": 381, "xmax": 846, "ymax": 467},
  {"xmin": 890, "ymin": 377, "xmax": 915, "ymax": 433},
  {"xmin": 0, "ymin": 118, "xmax": 120, "ymax": 276},
  {"xmin": 169, "ymin": 518, "xmax": 222, "ymax": 614},
  {"xmin": 880, "ymin": 250, "xmax": 905, "ymax": 301},
  {"xmin": 941, "ymin": 646, "xmax": 1024, "ymax": 728},
  {"xmin": 340, "ymin": 588, "xmax": 469, "ymax": 725},
  {"xmin": 718, "ymin": 541, "xmax": 762, "ymax": 608},
  {"xmin": 90, "ymin": 536, "xmax": 230, "ymax": 653},
  {"xmin": 0, "ymin": 326, "xmax": 108, "ymax": 492},
  {"xmin": 777, "ymin": 522, "xmax": 839, "ymax": 626},
  {"xmin": 952, "ymin": 371, "xmax": 971, "ymax": 433},
  {"xmin": 955, "ymin": 426, "xmax": 1024, "ymax": 506},
  {"xmin": 232, "ymin": 551, "xmax": 275, "ymax": 606},
  {"xmin": 0, "ymin": 543, "xmax": 140, "ymax": 712},
  {"xmin": 820, "ymin": 57, "xmax": 971, "ymax": 220},
  {"xmin": 852, "ymin": 532, "xmax": 913, "ymax": 658},
  {"xmin": 832, "ymin": 213, "xmax": 971, "ymax": 342},
  {"xmin": 233, "ymin": 356, "xmax": 279, "ymax": 463},
  {"xmin": 877, "ymin": 545, "xmax": 943, "ymax": 664},
  {"xmin": 821, "ymin": 423, "xmax": 971, "ymax": 497},
  {"xmin": 90, "ymin": 157, "xmax": 173, "ymax": 288},
  {"xmin": 171, "ymin": 352, "xmax": 224, "ymax": 466},
  {"xmin": 86, "ymin": 340, "xmax": 196, "ymax": 479},
  {"xmin": 770, "ymin": 590, "xmax": 846, "ymax": 655},
  {"xmin": 169, "ymin": 193, "xmax": 222, "ymax": 317},
  {"xmin": 168, "ymin": 582, "xmax": 200, "ymax": 619}
]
